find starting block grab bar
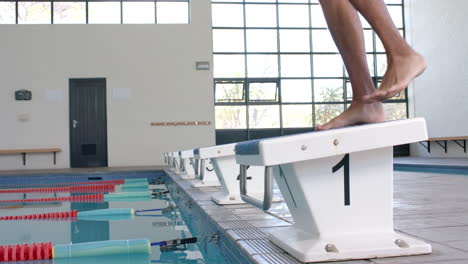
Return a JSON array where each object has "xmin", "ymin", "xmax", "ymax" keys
[
  {"xmin": 235, "ymin": 118, "xmax": 432, "ymax": 263},
  {"xmin": 239, "ymin": 165, "xmax": 273, "ymax": 211}
]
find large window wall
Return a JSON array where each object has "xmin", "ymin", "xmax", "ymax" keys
[
  {"xmin": 0, "ymin": 0, "xmax": 190, "ymax": 24},
  {"xmin": 212, "ymin": 0, "xmax": 407, "ymax": 141}
]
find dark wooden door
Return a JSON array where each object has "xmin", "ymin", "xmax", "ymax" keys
[{"xmin": 69, "ymin": 78, "xmax": 108, "ymax": 168}]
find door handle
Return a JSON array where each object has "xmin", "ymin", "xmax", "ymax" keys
[{"xmin": 72, "ymin": 120, "xmax": 78, "ymax": 128}]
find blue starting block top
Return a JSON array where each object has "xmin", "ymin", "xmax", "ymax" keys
[
  {"xmin": 193, "ymin": 148, "xmax": 200, "ymax": 155},
  {"xmin": 235, "ymin": 139, "xmax": 263, "ymax": 156},
  {"xmin": 235, "ymin": 118, "xmax": 428, "ymax": 166}
]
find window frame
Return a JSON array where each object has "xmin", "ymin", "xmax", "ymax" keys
[
  {"xmin": 0, "ymin": 0, "xmax": 191, "ymax": 24},
  {"xmin": 213, "ymin": 0, "xmax": 408, "ymax": 133}
]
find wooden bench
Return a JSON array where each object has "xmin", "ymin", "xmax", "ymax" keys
[
  {"xmin": 419, "ymin": 136, "xmax": 468, "ymax": 153},
  {"xmin": 0, "ymin": 148, "xmax": 62, "ymax": 166}
]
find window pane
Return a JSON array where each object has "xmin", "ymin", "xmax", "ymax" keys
[
  {"xmin": 388, "ymin": 6, "xmax": 403, "ymax": 28},
  {"xmin": 89, "ymin": 2, "xmax": 121, "ymax": 24},
  {"xmin": 246, "ymin": 29, "xmax": 277, "ymax": 52},
  {"xmin": 383, "ymin": 103, "xmax": 407, "ymax": 120},
  {"xmin": 245, "ymin": 0, "xmax": 277, "ymax": 2},
  {"xmin": 278, "ymin": 4, "xmax": 309, "ymax": 28},
  {"xmin": 215, "ymin": 82, "xmax": 245, "ymax": 103},
  {"xmin": 215, "ymin": 106, "xmax": 247, "ymax": 129},
  {"xmin": 249, "ymin": 105, "xmax": 280, "ymax": 128},
  {"xmin": 314, "ymin": 79, "xmax": 344, "ymax": 102},
  {"xmin": 123, "ymin": 2, "xmax": 155, "ymax": 24},
  {"xmin": 245, "ymin": 4, "xmax": 276, "ymax": 28},
  {"xmin": 280, "ymin": 55, "xmax": 311, "ymax": 78},
  {"xmin": 279, "ymin": 0, "xmax": 309, "ymax": 2},
  {"xmin": 247, "ymin": 55, "xmax": 278, "ymax": 78},
  {"xmin": 359, "ymin": 13, "xmax": 370, "ymax": 29},
  {"xmin": 280, "ymin": 30, "xmax": 310, "ymax": 52},
  {"xmin": 0, "ymin": 2, "xmax": 15, "ymax": 24},
  {"xmin": 364, "ymin": 30, "xmax": 374, "ymax": 52},
  {"xmin": 213, "ymin": 29, "xmax": 244, "ymax": 52},
  {"xmin": 345, "ymin": 80, "xmax": 352, "ymax": 101},
  {"xmin": 310, "ymin": 5, "xmax": 327, "ymax": 28},
  {"xmin": 315, "ymin": 104, "xmax": 344, "ymax": 125},
  {"xmin": 214, "ymin": 55, "xmax": 245, "ymax": 78},
  {"xmin": 157, "ymin": 2, "xmax": 189, "ymax": 24},
  {"xmin": 312, "ymin": 30, "xmax": 338, "ymax": 52},
  {"xmin": 281, "ymin": 79, "xmax": 312, "ymax": 103},
  {"xmin": 313, "ymin": 55, "xmax": 344, "ymax": 77},
  {"xmin": 249, "ymin": 83, "xmax": 278, "ymax": 102},
  {"xmin": 212, "ymin": 4, "xmax": 243, "ymax": 27},
  {"xmin": 54, "ymin": 2, "xmax": 85, "ymax": 24},
  {"xmin": 376, "ymin": 54, "xmax": 387, "ymax": 77},
  {"xmin": 18, "ymin": 2, "xmax": 51, "ymax": 24},
  {"xmin": 283, "ymin": 105, "xmax": 312, "ymax": 128}
]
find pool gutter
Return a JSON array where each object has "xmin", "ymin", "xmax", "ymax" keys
[{"xmin": 164, "ymin": 169, "xmax": 302, "ymax": 264}]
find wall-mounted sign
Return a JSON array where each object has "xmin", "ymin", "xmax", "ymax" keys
[{"xmin": 15, "ymin": 89, "xmax": 32, "ymax": 101}]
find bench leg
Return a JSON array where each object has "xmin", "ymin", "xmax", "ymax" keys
[
  {"xmin": 22, "ymin": 153, "xmax": 26, "ymax": 166},
  {"xmin": 267, "ymin": 147, "xmax": 431, "ymax": 262},
  {"xmin": 53, "ymin": 152, "xmax": 57, "ymax": 165}
]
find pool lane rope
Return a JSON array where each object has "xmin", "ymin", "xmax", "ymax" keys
[
  {"xmin": 0, "ymin": 234, "xmax": 219, "ymax": 262},
  {"xmin": 0, "ymin": 191, "xmax": 166, "ymax": 204},
  {"xmin": 0, "ymin": 237, "xmax": 196, "ymax": 262},
  {"xmin": 2, "ymin": 178, "xmax": 150, "ymax": 189},
  {"xmin": 0, "ymin": 181, "xmax": 151, "ymax": 195},
  {"xmin": 0, "ymin": 206, "xmax": 176, "ymax": 221},
  {"xmin": 0, "ymin": 184, "xmax": 116, "ymax": 194}
]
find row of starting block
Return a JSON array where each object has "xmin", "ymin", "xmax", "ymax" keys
[{"xmin": 163, "ymin": 118, "xmax": 432, "ymax": 263}]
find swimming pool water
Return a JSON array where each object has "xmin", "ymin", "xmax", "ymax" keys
[{"xmin": 0, "ymin": 172, "xmax": 228, "ymax": 264}]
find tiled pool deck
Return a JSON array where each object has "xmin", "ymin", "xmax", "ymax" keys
[{"xmin": 165, "ymin": 161, "xmax": 468, "ymax": 264}]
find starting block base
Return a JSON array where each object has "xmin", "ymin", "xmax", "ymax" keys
[
  {"xmin": 211, "ymin": 192, "xmax": 282, "ymax": 205},
  {"xmin": 269, "ymin": 227, "xmax": 431, "ymax": 263},
  {"xmin": 191, "ymin": 179, "xmax": 221, "ymax": 188},
  {"xmin": 180, "ymin": 173, "xmax": 195, "ymax": 180},
  {"xmin": 211, "ymin": 192, "xmax": 244, "ymax": 205}
]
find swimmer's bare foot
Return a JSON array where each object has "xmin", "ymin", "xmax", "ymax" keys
[
  {"xmin": 317, "ymin": 102, "xmax": 385, "ymax": 130},
  {"xmin": 363, "ymin": 52, "xmax": 426, "ymax": 103}
]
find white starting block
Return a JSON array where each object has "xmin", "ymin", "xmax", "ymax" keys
[
  {"xmin": 179, "ymin": 149, "xmax": 198, "ymax": 179},
  {"xmin": 190, "ymin": 148, "xmax": 221, "ymax": 188},
  {"xmin": 235, "ymin": 118, "xmax": 432, "ymax": 263},
  {"xmin": 165, "ymin": 152, "xmax": 173, "ymax": 168},
  {"xmin": 171, "ymin": 152, "xmax": 182, "ymax": 172},
  {"xmin": 197, "ymin": 143, "xmax": 280, "ymax": 205}
]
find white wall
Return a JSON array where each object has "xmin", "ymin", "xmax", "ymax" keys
[
  {"xmin": 406, "ymin": 0, "xmax": 468, "ymax": 157},
  {"xmin": 0, "ymin": 0, "xmax": 215, "ymax": 170}
]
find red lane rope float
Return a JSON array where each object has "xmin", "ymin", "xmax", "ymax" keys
[
  {"xmin": 0, "ymin": 242, "xmax": 52, "ymax": 262},
  {"xmin": 5, "ymin": 179, "xmax": 125, "ymax": 188},
  {"xmin": 0, "ymin": 194, "xmax": 104, "ymax": 204},
  {"xmin": 0, "ymin": 210, "xmax": 78, "ymax": 221},
  {"xmin": 0, "ymin": 184, "xmax": 115, "ymax": 194}
]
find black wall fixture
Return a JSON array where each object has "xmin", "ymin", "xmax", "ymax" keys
[{"xmin": 15, "ymin": 89, "xmax": 32, "ymax": 101}]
